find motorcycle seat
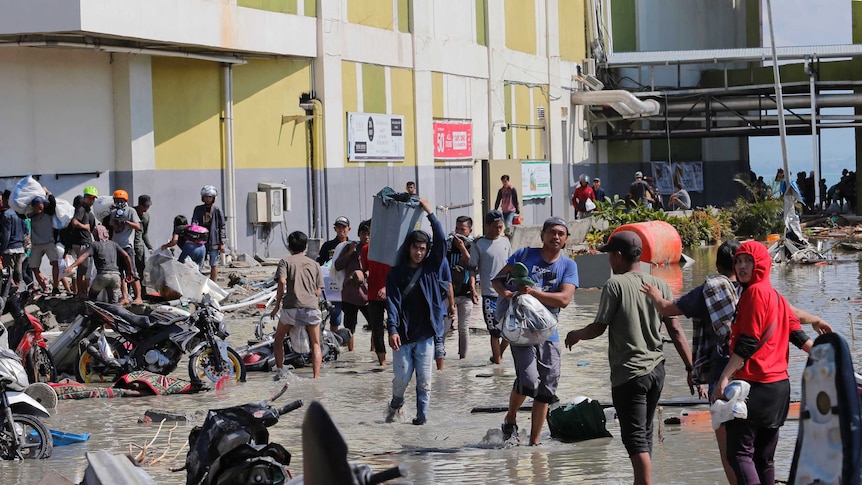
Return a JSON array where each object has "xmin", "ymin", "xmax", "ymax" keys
[{"xmin": 93, "ymin": 302, "xmax": 152, "ymax": 329}]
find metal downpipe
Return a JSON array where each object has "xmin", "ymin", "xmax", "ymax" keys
[
  {"xmin": 309, "ymin": 99, "xmax": 324, "ymax": 239},
  {"xmin": 223, "ymin": 64, "xmax": 237, "ymax": 257}
]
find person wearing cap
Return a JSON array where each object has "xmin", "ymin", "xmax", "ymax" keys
[
  {"xmin": 133, "ymin": 195, "xmax": 153, "ymax": 286},
  {"xmin": 469, "ymin": 210, "xmax": 511, "ymax": 364},
  {"xmin": 494, "ymin": 175, "xmax": 520, "ymax": 228},
  {"xmin": 628, "ymin": 171, "xmax": 652, "ymax": 208},
  {"xmin": 317, "ymin": 215, "xmax": 351, "ymax": 331},
  {"xmin": 565, "ymin": 231, "xmax": 694, "ymax": 485},
  {"xmin": 107, "ymin": 189, "xmax": 142, "ymax": 305},
  {"xmin": 28, "ymin": 190, "xmax": 64, "ymax": 295},
  {"xmin": 571, "ymin": 174, "xmax": 596, "ymax": 219},
  {"xmin": 67, "ymin": 186, "xmax": 99, "ymax": 298},
  {"xmin": 592, "ymin": 178, "xmax": 606, "ymax": 204},
  {"xmin": 63, "ymin": 224, "xmax": 134, "ymax": 305},
  {"xmin": 492, "ymin": 216, "xmax": 578, "ymax": 445}
]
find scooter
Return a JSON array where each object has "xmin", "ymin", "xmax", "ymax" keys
[
  {"xmin": 239, "ymin": 298, "xmax": 349, "ymax": 372},
  {"xmin": 0, "ymin": 348, "xmax": 53, "ymax": 460},
  {"xmin": 0, "ymin": 269, "xmax": 57, "ymax": 384},
  {"xmin": 180, "ymin": 385, "xmax": 302, "ymax": 485}
]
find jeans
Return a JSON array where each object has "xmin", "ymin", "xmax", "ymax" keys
[
  {"xmin": 389, "ymin": 337, "xmax": 434, "ymax": 421},
  {"xmin": 444, "ymin": 296, "xmax": 473, "ymax": 357},
  {"xmin": 328, "ymin": 301, "xmax": 343, "ymax": 328},
  {"xmin": 503, "ymin": 211, "xmax": 515, "ymax": 228},
  {"xmin": 178, "ymin": 242, "xmax": 206, "ymax": 270}
]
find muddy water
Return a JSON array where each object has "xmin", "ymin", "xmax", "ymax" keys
[{"xmin": 2, "ymin": 244, "xmax": 862, "ymax": 484}]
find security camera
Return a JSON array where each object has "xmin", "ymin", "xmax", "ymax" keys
[{"xmin": 500, "ymin": 124, "xmax": 508, "ymax": 132}]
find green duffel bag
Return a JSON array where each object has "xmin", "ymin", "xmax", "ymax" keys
[{"xmin": 547, "ymin": 397, "xmax": 612, "ymax": 443}]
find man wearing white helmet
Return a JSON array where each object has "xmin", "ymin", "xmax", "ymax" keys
[
  {"xmin": 191, "ymin": 185, "xmax": 226, "ymax": 281},
  {"xmin": 571, "ymin": 174, "xmax": 596, "ymax": 219}
]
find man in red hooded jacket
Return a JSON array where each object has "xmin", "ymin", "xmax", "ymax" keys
[{"xmin": 712, "ymin": 241, "xmax": 813, "ymax": 485}]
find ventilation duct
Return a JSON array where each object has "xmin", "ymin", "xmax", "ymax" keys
[{"xmin": 571, "ymin": 91, "xmax": 660, "ymax": 118}]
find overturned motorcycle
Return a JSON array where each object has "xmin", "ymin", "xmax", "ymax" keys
[
  {"xmin": 75, "ymin": 294, "xmax": 246, "ymax": 384},
  {"xmin": 238, "ymin": 300, "xmax": 350, "ymax": 372}
]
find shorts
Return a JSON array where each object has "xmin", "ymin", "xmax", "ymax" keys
[
  {"xmin": 510, "ymin": 340, "xmax": 561, "ymax": 404},
  {"xmin": 70, "ymin": 244, "xmax": 90, "ymax": 275},
  {"xmin": 482, "ymin": 296, "xmax": 502, "ymax": 338},
  {"xmin": 121, "ymin": 246, "xmax": 136, "ymax": 277},
  {"xmin": 89, "ymin": 272, "xmax": 121, "ymax": 304},
  {"xmin": 29, "ymin": 243, "xmax": 61, "ymax": 266},
  {"xmin": 612, "ymin": 361, "xmax": 666, "ymax": 456},
  {"xmin": 278, "ymin": 308, "xmax": 322, "ymax": 327},
  {"xmin": 208, "ymin": 248, "xmax": 220, "ymax": 267}
]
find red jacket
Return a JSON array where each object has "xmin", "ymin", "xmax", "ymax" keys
[
  {"xmin": 730, "ymin": 241, "xmax": 802, "ymax": 383},
  {"xmin": 571, "ymin": 185, "xmax": 595, "ymax": 213}
]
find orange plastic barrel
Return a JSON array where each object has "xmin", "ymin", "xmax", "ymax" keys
[{"xmin": 610, "ymin": 221, "xmax": 682, "ymax": 264}]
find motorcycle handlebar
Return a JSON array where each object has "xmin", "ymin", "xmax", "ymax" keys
[
  {"xmin": 276, "ymin": 399, "xmax": 303, "ymax": 416},
  {"xmin": 367, "ymin": 465, "xmax": 406, "ymax": 485}
]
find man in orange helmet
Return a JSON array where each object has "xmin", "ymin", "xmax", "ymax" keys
[{"xmin": 108, "ymin": 189, "xmax": 143, "ymax": 305}]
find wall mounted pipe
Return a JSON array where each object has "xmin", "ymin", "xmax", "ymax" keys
[
  {"xmin": 223, "ymin": 64, "xmax": 238, "ymax": 258},
  {"xmin": 571, "ymin": 90, "xmax": 661, "ymax": 117},
  {"xmin": 0, "ymin": 41, "xmax": 247, "ymax": 64}
]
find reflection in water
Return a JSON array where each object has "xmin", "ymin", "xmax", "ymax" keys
[{"xmin": 2, "ymin": 245, "xmax": 861, "ymax": 484}]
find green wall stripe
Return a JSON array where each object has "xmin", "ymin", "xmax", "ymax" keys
[
  {"xmin": 476, "ymin": 0, "xmax": 487, "ymax": 46},
  {"xmin": 398, "ymin": 0, "xmax": 411, "ymax": 33},
  {"xmin": 304, "ymin": 0, "xmax": 316, "ymax": 17},
  {"xmin": 238, "ymin": 0, "xmax": 297, "ymax": 15},
  {"xmin": 610, "ymin": 0, "xmax": 636, "ymax": 52},
  {"xmin": 362, "ymin": 64, "xmax": 387, "ymax": 113}
]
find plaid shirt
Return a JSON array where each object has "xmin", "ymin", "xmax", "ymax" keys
[{"xmin": 689, "ymin": 275, "xmax": 739, "ymax": 384}]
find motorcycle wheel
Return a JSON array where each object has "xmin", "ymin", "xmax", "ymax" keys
[
  {"xmin": 76, "ymin": 337, "xmax": 127, "ymax": 383},
  {"xmin": 26, "ymin": 347, "xmax": 57, "ymax": 384},
  {"xmin": 188, "ymin": 347, "xmax": 247, "ymax": 384},
  {"xmin": 0, "ymin": 413, "xmax": 53, "ymax": 460}
]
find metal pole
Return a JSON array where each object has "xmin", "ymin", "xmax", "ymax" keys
[
  {"xmin": 766, "ymin": 0, "xmax": 791, "ymax": 179},
  {"xmin": 807, "ymin": 57, "xmax": 821, "ymax": 209},
  {"xmin": 223, "ymin": 64, "xmax": 238, "ymax": 257}
]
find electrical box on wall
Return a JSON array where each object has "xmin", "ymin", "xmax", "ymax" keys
[{"xmin": 248, "ymin": 182, "xmax": 290, "ymax": 224}]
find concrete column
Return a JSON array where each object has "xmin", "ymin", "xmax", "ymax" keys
[
  {"xmin": 111, "ymin": 54, "xmax": 155, "ymax": 199},
  {"xmin": 486, "ymin": 0, "xmax": 508, "ymax": 160}
]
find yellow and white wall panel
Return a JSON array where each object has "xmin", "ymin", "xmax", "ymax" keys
[{"xmin": 0, "ymin": 0, "xmax": 317, "ymax": 57}]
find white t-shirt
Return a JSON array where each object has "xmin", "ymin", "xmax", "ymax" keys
[{"xmin": 110, "ymin": 206, "xmax": 140, "ymax": 249}]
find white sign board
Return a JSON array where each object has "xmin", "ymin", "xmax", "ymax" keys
[
  {"xmin": 347, "ymin": 112, "xmax": 405, "ymax": 162},
  {"xmin": 521, "ymin": 160, "xmax": 552, "ymax": 199}
]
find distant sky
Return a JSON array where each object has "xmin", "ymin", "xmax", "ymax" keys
[{"xmin": 749, "ymin": 0, "xmax": 854, "ymax": 186}]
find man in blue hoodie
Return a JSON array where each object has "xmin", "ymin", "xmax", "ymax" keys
[{"xmin": 385, "ymin": 199, "xmax": 445, "ymax": 426}]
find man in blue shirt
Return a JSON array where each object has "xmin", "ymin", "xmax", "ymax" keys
[{"xmin": 492, "ymin": 217, "xmax": 578, "ymax": 445}]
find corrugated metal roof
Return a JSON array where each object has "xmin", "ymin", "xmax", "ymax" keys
[{"xmin": 605, "ymin": 44, "xmax": 862, "ymax": 67}]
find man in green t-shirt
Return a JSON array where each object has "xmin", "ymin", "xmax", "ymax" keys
[{"xmin": 565, "ymin": 231, "xmax": 694, "ymax": 485}]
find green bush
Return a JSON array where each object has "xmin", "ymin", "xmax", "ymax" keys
[{"xmin": 728, "ymin": 197, "xmax": 784, "ymax": 239}]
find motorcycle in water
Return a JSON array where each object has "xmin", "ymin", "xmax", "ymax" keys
[
  {"xmin": 238, "ymin": 299, "xmax": 349, "ymax": 372},
  {"xmin": 0, "ymin": 348, "xmax": 53, "ymax": 460},
  {"xmin": 0, "ymin": 269, "xmax": 57, "ymax": 384},
  {"xmin": 77, "ymin": 294, "xmax": 246, "ymax": 384}
]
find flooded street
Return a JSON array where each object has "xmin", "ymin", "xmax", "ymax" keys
[{"xmin": 3, "ymin": 244, "xmax": 862, "ymax": 484}]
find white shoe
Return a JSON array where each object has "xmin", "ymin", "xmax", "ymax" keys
[{"xmin": 273, "ymin": 367, "xmax": 289, "ymax": 381}]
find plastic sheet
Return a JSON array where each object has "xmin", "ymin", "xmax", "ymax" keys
[
  {"xmin": 9, "ymin": 175, "xmax": 46, "ymax": 215},
  {"xmin": 143, "ymin": 249, "xmax": 226, "ymax": 302},
  {"xmin": 52, "ymin": 198, "xmax": 75, "ymax": 230},
  {"xmin": 92, "ymin": 196, "xmax": 115, "ymax": 221}
]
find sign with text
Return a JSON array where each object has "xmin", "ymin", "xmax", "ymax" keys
[
  {"xmin": 347, "ymin": 112, "xmax": 405, "ymax": 162},
  {"xmin": 651, "ymin": 161, "xmax": 704, "ymax": 194},
  {"xmin": 521, "ymin": 160, "xmax": 552, "ymax": 199},
  {"xmin": 433, "ymin": 121, "xmax": 473, "ymax": 159}
]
